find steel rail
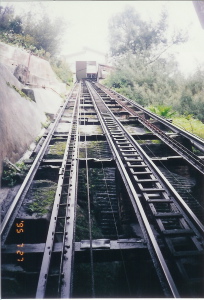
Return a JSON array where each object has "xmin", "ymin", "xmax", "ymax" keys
[
  {"xmin": 36, "ymin": 83, "xmax": 80, "ymax": 298},
  {"xmin": 90, "ymin": 82, "xmax": 204, "ymax": 297},
  {"xmin": 113, "ymin": 95, "xmax": 204, "ymax": 174},
  {"xmin": 86, "ymin": 81, "xmax": 180, "ymax": 298},
  {"xmin": 96, "ymin": 83, "xmax": 204, "ymax": 175},
  {"xmin": 1, "ymin": 83, "xmax": 78, "ymax": 239},
  {"xmin": 90, "ymin": 82, "xmax": 204, "ymax": 234},
  {"xmin": 84, "ymin": 103, "xmax": 96, "ymax": 298},
  {"xmin": 97, "ymin": 83, "xmax": 204, "ymax": 152},
  {"xmin": 59, "ymin": 90, "xmax": 80, "ymax": 298},
  {"xmin": 82, "ymin": 82, "xmax": 133, "ymax": 296}
]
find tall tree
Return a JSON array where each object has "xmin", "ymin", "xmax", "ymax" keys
[
  {"xmin": 0, "ymin": 5, "xmax": 15, "ymax": 31},
  {"xmin": 22, "ymin": 5, "xmax": 66, "ymax": 55},
  {"xmin": 108, "ymin": 6, "xmax": 187, "ymax": 63}
]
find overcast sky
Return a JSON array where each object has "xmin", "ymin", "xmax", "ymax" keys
[{"xmin": 5, "ymin": 1, "xmax": 204, "ymax": 75}]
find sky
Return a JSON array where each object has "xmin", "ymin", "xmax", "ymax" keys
[{"xmin": 5, "ymin": 1, "xmax": 204, "ymax": 76}]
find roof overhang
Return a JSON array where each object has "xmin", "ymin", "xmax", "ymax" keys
[{"xmin": 193, "ymin": 1, "xmax": 204, "ymax": 29}]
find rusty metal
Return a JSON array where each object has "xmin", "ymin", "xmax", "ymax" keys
[
  {"xmin": 87, "ymin": 80, "xmax": 204, "ymax": 298},
  {"xmin": 36, "ymin": 83, "xmax": 81, "ymax": 299},
  {"xmin": 97, "ymin": 82, "xmax": 204, "ymax": 155}
]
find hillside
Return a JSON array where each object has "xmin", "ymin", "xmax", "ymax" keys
[{"xmin": 0, "ymin": 42, "xmax": 67, "ymax": 182}]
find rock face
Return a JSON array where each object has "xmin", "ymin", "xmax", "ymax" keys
[
  {"xmin": 21, "ymin": 88, "xmax": 35, "ymax": 102},
  {"xmin": 0, "ymin": 42, "xmax": 66, "ymax": 94},
  {"xmin": 0, "ymin": 63, "xmax": 63, "ymax": 182},
  {"xmin": 0, "ymin": 42, "xmax": 67, "ymax": 182},
  {"xmin": 14, "ymin": 64, "xmax": 30, "ymax": 84}
]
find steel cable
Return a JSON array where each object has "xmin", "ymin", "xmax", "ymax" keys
[
  {"xmin": 98, "ymin": 83, "xmax": 204, "ymax": 215},
  {"xmin": 85, "ymin": 81, "xmax": 133, "ymax": 296},
  {"xmin": 82, "ymin": 83, "xmax": 95, "ymax": 297}
]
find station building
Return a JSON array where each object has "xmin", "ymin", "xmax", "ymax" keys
[{"xmin": 64, "ymin": 47, "xmax": 113, "ymax": 82}]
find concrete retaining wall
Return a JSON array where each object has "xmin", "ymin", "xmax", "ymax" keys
[
  {"xmin": 0, "ymin": 42, "xmax": 66, "ymax": 94},
  {"xmin": 0, "ymin": 62, "xmax": 63, "ymax": 182}
]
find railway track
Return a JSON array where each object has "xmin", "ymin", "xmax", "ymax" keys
[
  {"xmin": 95, "ymin": 82, "xmax": 204, "ymax": 175},
  {"xmin": 1, "ymin": 80, "xmax": 204, "ymax": 298},
  {"xmin": 97, "ymin": 82, "xmax": 204, "ymax": 154}
]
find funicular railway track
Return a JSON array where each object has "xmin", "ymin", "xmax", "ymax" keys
[
  {"xmin": 95, "ymin": 82, "xmax": 204, "ymax": 175},
  {"xmin": 1, "ymin": 80, "xmax": 204, "ymax": 298},
  {"xmin": 97, "ymin": 82, "xmax": 204, "ymax": 155}
]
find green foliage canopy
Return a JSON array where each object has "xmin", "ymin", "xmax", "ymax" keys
[
  {"xmin": 109, "ymin": 6, "xmax": 187, "ymax": 62},
  {"xmin": 105, "ymin": 6, "xmax": 204, "ymax": 123},
  {"xmin": 0, "ymin": 4, "xmax": 73, "ymax": 84},
  {"xmin": 50, "ymin": 57, "xmax": 73, "ymax": 85},
  {"xmin": 0, "ymin": 4, "xmax": 66, "ymax": 56}
]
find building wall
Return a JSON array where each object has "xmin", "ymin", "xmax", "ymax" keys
[
  {"xmin": 65, "ymin": 47, "xmax": 107, "ymax": 81},
  {"xmin": 76, "ymin": 61, "xmax": 87, "ymax": 81}
]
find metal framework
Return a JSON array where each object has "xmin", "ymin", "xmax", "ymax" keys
[
  {"xmin": 86, "ymin": 80, "xmax": 204, "ymax": 297},
  {"xmin": 36, "ymin": 83, "xmax": 81, "ymax": 298},
  {"xmin": 1, "ymin": 80, "xmax": 204, "ymax": 298}
]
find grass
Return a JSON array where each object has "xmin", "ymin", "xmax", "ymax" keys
[
  {"xmin": 25, "ymin": 181, "xmax": 57, "ymax": 216},
  {"xmin": 6, "ymin": 82, "xmax": 33, "ymax": 101},
  {"xmin": 41, "ymin": 119, "xmax": 51, "ymax": 129},
  {"xmin": 172, "ymin": 116, "xmax": 204, "ymax": 139},
  {"xmin": 35, "ymin": 135, "xmax": 42, "ymax": 143},
  {"xmin": 2, "ymin": 161, "xmax": 28, "ymax": 187},
  {"xmin": 145, "ymin": 104, "xmax": 204, "ymax": 139},
  {"xmin": 79, "ymin": 141, "xmax": 110, "ymax": 159},
  {"xmin": 47, "ymin": 142, "xmax": 66, "ymax": 157}
]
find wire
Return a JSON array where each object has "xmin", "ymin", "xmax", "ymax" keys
[
  {"xmin": 81, "ymin": 83, "xmax": 95, "ymax": 297},
  {"xmin": 95, "ymin": 137, "xmax": 132, "ymax": 296},
  {"xmin": 88, "ymin": 82, "xmax": 132, "ymax": 296},
  {"xmin": 100, "ymin": 83, "xmax": 204, "ymax": 215}
]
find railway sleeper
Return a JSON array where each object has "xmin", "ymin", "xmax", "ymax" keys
[{"xmin": 89, "ymin": 81, "xmax": 204, "ymax": 296}]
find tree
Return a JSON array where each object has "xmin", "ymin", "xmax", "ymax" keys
[
  {"xmin": 104, "ymin": 51, "xmax": 182, "ymax": 107},
  {"xmin": 109, "ymin": 7, "xmax": 164, "ymax": 56},
  {"xmin": 21, "ymin": 5, "xmax": 66, "ymax": 55},
  {"xmin": 0, "ymin": 3, "xmax": 67, "ymax": 56},
  {"xmin": 0, "ymin": 5, "xmax": 15, "ymax": 31},
  {"xmin": 9, "ymin": 16, "xmax": 22, "ymax": 34},
  {"xmin": 108, "ymin": 6, "xmax": 187, "ymax": 63},
  {"xmin": 105, "ymin": 6, "xmax": 204, "ymax": 124},
  {"xmin": 51, "ymin": 57, "xmax": 73, "ymax": 84}
]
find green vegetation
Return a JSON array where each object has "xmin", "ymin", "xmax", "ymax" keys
[
  {"xmin": 0, "ymin": 4, "xmax": 64, "ymax": 55},
  {"xmin": 35, "ymin": 135, "xmax": 42, "ymax": 143},
  {"xmin": 6, "ymin": 82, "xmax": 33, "ymax": 101},
  {"xmin": 2, "ymin": 161, "xmax": 28, "ymax": 187},
  {"xmin": 0, "ymin": 4, "xmax": 73, "ymax": 84},
  {"xmin": 25, "ymin": 181, "xmax": 57, "ymax": 216},
  {"xmin": 47, "ymin": 142, "xmax": 67, "ymax": 157},
  {"xmin": 104, "ymin": 6, "xmax": 204, "ymax": 131},
  {"xmin": 41, "ymin": 120, "xmax": 50, "ymax": 129},
  {"xmin": 75, "ymin": 205, "xmax": 102, "ymax": 241},
  {"xmin": 148, "ymin": 105, "xmax": 176, "ymax": 118},
  {"xmin": 40, "ymin": 114, "xmax": 52, "ymax": 129},
  {"xmin": 109, "ymin": 6, "xmax": 187, "ymax": 58},
  {"xmin": 146, "ymin": 104, "xmax": 204, "ymax": 139},
  {"xmin": 172, "ymin": 116, "xmax": 204, "ymax": 139},
  {"xmin": 50, "ymin": 57, "xmax": 73, "ymax": 86}
]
